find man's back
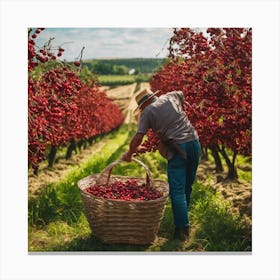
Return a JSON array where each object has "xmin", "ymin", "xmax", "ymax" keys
[{"xmin": 138, "ymin": 91, "xmax": 198, "ymax": 143}]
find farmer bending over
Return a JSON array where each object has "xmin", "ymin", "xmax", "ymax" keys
[{"xmin": 121, "ymin": 88, "xmax": 201, "ymax": 241}]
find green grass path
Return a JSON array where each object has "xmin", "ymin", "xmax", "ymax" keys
[{"xmin": 28, "ymin": 124, "xmax": 251, "ymax": 252}]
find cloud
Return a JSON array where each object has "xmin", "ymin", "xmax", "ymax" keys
[{"xmin": 33, "ymin": 27, "xmax": 174, "ymax": 60}]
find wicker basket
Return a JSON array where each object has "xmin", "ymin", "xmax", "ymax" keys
[{"xmin": 77, "ymin": 158, "xmax": 169, "ymax": 245}]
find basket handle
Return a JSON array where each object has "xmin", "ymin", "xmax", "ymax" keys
[{"xmin": 96, "ymin": 157, "xmax": 153, "ymax": 187}]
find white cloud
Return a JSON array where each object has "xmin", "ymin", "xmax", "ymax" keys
[{"xmin": 33, "ymin": 27, "xmax": 173, "ymax": 60}]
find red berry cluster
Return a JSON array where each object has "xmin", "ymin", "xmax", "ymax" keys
[
  {"xmin": 139, "ymin": 28, "xmax": 251, "ymax": 158},
  {"xmin": 85, "ymin": 179, "xmax": 162, "ymax": 201},
  {"xmin": 28, "ymin": 28, "xmax": 124, "ymax": 172},
  {"xmin": 28, "ymin": 28, "xmax": 67, "ymax": 70},
  {"xmin": 136, "ymin": 129, "xmax": 160, "ymax": 154}
]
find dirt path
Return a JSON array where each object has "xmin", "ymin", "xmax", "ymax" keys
[
  {"xmin": 105, "ymin": 83, "xmax": 136, "ymax": 112},
  {"xmin": 104, "ymin": 82, "xmax": 151, "ymax": 124},
  {"xmin": 28, "ymin": 140, "xmax": 109, "ymax": 199},
  {"xmin": 124, "ymin": 82, "xmax": 150, "ymax": 124}
]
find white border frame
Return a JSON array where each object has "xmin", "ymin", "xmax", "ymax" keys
[{"xmin": 1, "ymin": 0, "xmax": 280, "ymax": 279}]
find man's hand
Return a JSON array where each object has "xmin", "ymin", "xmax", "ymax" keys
[
  {"xmin": 121, "ymin": 133, "xmax": 144, "ymax": 162},
  {"xmin": 121, "ymin": 151, "xmax": 132, "ymax": 162}
]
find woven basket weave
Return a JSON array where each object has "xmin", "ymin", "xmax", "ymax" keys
[{"xmin": 77, "ymin": 158, "xmax": 169, "ymax": 245}]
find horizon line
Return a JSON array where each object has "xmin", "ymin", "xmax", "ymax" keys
[{"xmin": 81, "ymin": 57, "xmax": 167, "ymax": 60}]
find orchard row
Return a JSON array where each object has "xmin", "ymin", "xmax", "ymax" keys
[
  {"xmin": 138, "ymin": 28, "xmax": 252, "ymax": 179},
  {"xmin": 28, "ymin": 28, "xmax": 124, "ymax": 173}
]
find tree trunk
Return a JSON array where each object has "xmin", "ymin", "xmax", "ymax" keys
[
  {"xmin": 218, "ymin": 146, "xmax": 238, "ymax": 180},
  {"xmin": 228, "ymin": 151, "xmax": 238, "ymax": 179},
  {"xmin": 83, "ymin": 141, "xmax": 88, "ymax": 149},
  {"xmin": 88, "ymin": 137, "xmax": 94, "ymax": 145},
  {"xmin": 201, "ymin": 146, "xmax": 209, "ymax": 161},
  {"xmin": 48, "ymin": 145, "xmax": 57, "ymax": 168},
  {"xmin": 66, "ymin": 138, "xmax": 77, "ymax": 160},
  {"xmin": 210, "ymin": 144, "xmax": 224, "ymax": 173},
  {"xmin": 77, "ymin": 140, "xmax": 84, "ymax": 151},
  {"xmin": 33, "ymin": 167, "xmax": 39, "ymax": 176}
]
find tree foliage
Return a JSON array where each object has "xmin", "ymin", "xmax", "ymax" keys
[
  {"xmin": 139, "ymin": 28, "xmax": 252, "ymax": 179},
  {"xmin": 28, "ymin": 28, "xmax": 124, "ymax": 173}
]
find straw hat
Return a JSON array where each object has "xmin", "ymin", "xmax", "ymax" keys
[{"xmin": 135, "ymin": 88, "xmax": 160, "ymax": 110}]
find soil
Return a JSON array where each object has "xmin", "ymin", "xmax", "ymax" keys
[
  {"xmin": 104, "ymin": 82, "xmax": 150, "ymax": 124},
  {"xmin": 196, "ymin": 159, "xmax": 252, "ymax": 226}
]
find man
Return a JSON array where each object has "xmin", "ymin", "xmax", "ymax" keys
[{"xmin": 121, "ymin": 88, "xmax": 201, "ymax": 241}]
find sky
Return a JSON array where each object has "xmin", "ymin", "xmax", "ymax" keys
[{"xmin": 33, "ymin": 28, "xmax": 174, "ymax": 61}]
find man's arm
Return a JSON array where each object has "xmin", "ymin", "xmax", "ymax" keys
[{"xmin": 121, "ymin": 133, "xmax": 145, "ymax": 161}]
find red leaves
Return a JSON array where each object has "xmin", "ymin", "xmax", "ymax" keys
[
  {"xmin": 28, "ymin": 68, "xmax": 124, "ymax": 170},
  {"xmin": 139, "ymin": 28, "xmax": 251, "ymax": 157},
  {"xmin": 75, "ymin": 86, "xmax": 124, "ymax": 140},
  {"xmin": 28, "ymin": 28, "xmax": 124, "ymax": 171},
  {"xmin": 169, "ymin": 28, "xmax": 211, "ymax": 60},
  {"xmin": 85, "ymin": 179, "xmax": 162, "ymax": 201},
  {"xmin": 28, "ymin": 29, "xmax": 56, "ymax": 70}
]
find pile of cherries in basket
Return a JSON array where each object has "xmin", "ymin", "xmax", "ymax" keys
[{"xmin": 85, "ymin": 179, "xmax": 162, "ymax": 201}]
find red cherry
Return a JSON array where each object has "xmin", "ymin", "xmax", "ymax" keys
[{"xmin": 85, "ymin": 180, "xmax": 162, "ymax": 201}]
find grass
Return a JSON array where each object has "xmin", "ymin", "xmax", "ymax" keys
[
  {"xmin": 205, "ymin": 148, "xmax": 252, "ymax": 182},
  {"xmin": 28, "ymin": 124, "xmax": 252, "ymax": 252},
  {"xmin": 97, "ymin": 74, "xmax": 151, "ymax": 86},
  {"xmin": 236, "ymin": 155, "xmax": 252, "ymax": 181},
  {"xmin": 29, "ymin": 125, "xmax": 133, "ymax": 226},
  {"xmin": 190, "ymin": 183, "xmax": 251, "ymax": 251}
]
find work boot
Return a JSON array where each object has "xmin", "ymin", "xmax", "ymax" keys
[{"xmin": 173, "ymin": 225, "xmax": 190, "ymax": 241}]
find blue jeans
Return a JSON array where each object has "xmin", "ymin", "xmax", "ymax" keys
[{"xmin": 167, "ymin": 140, "xmax": 201, "ymax": 228}]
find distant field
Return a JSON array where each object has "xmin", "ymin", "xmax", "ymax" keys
[
  {"xmin": 83, "ymin": 58, "xmax": 166, "ymax": 74},
  {"xmin": 97, "ymin": 74, "xmax": 151, "ymax": 86}
]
